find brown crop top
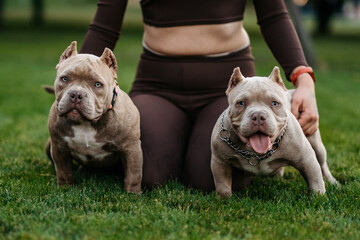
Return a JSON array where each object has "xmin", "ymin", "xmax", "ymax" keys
[
  {"xmin": 140, "ymin": 0, "xmax": 246, "ymax": 27},
  {"xmin": 81, "ymin": 0, "xmax": 308, "ymax": 80}
]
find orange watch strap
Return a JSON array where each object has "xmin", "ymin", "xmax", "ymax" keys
[{"xmin": 291, "ymin": 67, "xmax": 315, "ymax": 86}]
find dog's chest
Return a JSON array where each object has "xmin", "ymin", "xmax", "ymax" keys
[
  {"xmin": 63, "ymin": 124, "xmax": 113, "ymax": 165},
  {"xmin": 233, "ymin": 157, "xmax": 280, "ymax": 175}
]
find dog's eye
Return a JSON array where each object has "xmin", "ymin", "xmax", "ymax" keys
[
  {"xmin": 94, "ymin": 82, "xmax": 102, "ymax": 88},
  {"xmin": 272, "ymin": 101, "xmax": 279, "ymax": 107},
  {"xmin": 61, "ymin": 76, "xmax": 68, "ymax": 83},
  {"xmin": 238, "ymin": 101, "xmax": 245, "ymax": 107}
]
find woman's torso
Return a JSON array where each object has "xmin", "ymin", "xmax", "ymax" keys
[{"xmin": 140, "ymin": 0, "xmax": 249, "ymax": 56}]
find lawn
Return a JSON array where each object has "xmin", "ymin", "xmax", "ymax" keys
[{"xmin": 0, "ymin": 1, "xmax": 359, "ymax": 239}]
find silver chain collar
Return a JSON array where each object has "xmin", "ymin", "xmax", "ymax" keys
[{"xmin": 219, "ymin": 111, "xmax": 287, "ymax": 166}]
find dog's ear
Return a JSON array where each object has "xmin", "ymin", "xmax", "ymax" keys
[
  {"xmin": 269, "ymin": 66, "xmax": 286, "ymax": 91},
  {"xmin": 42, "ymin": 85, "xmax": 55, "ymax": 94},
  {"xmin": 226, "ymin": 67, "xmax": 244, "ymax": 95},
  {"xmin": 100, "ymin": 48, "xmax": 118, "ymax": 79},
  {"xmin": 57, "ymin": 41, "xmax": 78, "ymax": 68}
]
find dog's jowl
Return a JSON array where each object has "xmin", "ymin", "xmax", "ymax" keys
[
  {"xmin": 210, "ymin": 66, "xmax": 338, "ymax": 198},
  {"xmin": 46, "ymin": 41, "xmax": 143, "ymax": 193}
]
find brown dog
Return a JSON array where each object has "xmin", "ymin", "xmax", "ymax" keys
[
  {"xmin": 46, "ymin": 41, "xmax": 142, "ymax": 193},
  {"xmin": 210, "ymin": 67, "xmax": 338, "ymax": 198}
]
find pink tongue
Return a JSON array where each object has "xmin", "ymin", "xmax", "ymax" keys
[{"xmin": 249, "ymin": 133, "xmax": 271, "ymax": 154}]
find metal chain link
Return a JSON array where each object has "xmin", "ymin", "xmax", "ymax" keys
[{"xmin": 219, "ymin": 111, "xmax": 287, "ymax": 166}]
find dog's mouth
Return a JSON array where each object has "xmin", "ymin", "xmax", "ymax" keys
[
  {"xmin": 248, "ymin": 132, "xmax": 272, "ymax": 154},
  {"xmin": 65, "ymin": 108, "xmax": 85, "ymax": 122},
  {"xmin": 62, "ymin": 108, "xmax": 101, "ymax": 123},
  {"xmin": 240, "ymin": 132, "xmax": 272, "ymax": 154}
]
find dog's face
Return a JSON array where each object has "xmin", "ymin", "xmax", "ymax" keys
[
  {"xmin": 54, "ymin": 41, "xmax": 118, "ymax": 123},
  {"xmin": 226, "ymin": 67, "xmax": 288, "ymax": 154}
]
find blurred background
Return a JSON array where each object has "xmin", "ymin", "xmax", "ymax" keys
[
  {"xmin": 0, "ymin": 0, "xmax": 359, "ymax": 85},
  {"xmin": 0, "ymin": 0, "xmax": 359, "ymax": 87}
]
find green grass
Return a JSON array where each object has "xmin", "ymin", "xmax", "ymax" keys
[{"xmin": 1, "ymin": 1, "xmax": 360, "ymax": 239}]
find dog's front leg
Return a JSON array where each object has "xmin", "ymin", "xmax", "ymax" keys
[
  {"xmin": 294, "ymin": 154, "xmax": 326, "ymax": 194},
  {"xmin": 211, "ymin": 155, "xmax": 233, "ymax": 198},
  {"xmin": 51, "ymin": 142, "xmax": 74, "ymax": 186},
  {"xmin": 121, "ymin": 142, "xmax": 143, "ymax": 194}
]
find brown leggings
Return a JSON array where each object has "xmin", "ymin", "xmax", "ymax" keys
[{"xmin": 129, "ymin": 47, "xmax": 256, "ymax": 191}]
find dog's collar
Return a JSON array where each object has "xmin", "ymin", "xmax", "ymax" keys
[
  {"xmin": 219, "ymin": 111, "xmax": 287, "ymax": 166},
  {"xmin": 108, "ymin": 80, "xmax": 118, "ymax": 110}
]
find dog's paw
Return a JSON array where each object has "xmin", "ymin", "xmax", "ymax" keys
[
  {"xmin": 216, "ymin": 189, "xmax": 233, "ymax": 199},
  {"xmin": 125, "ymin": 184, "xmax": 142, "ymax": 194},
  {"xmin": 308, "ymin": 188, "xmax": 326, "ymax": 195}
]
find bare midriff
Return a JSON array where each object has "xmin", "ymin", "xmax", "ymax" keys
[{"xmin": 143, "ymin": 20, "xmax": 249, "ymax": 56}]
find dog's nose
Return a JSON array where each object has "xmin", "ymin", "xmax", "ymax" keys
[
  {"xmin": 251, "ymin": 112, "xmax": 266, "ymax": 125},
  {"xmin": 69, "ymin": 90, "xmax": 85, "ymax": 103}
]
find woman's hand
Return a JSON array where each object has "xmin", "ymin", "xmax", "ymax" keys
[{"xmin": 291, "ymin": 72, "xmax": 319, "ymax": 136}]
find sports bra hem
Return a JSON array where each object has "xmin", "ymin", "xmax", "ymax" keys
[{"xmin": 143, "ymin": 16, "xmax": 244, "ymax": 27}]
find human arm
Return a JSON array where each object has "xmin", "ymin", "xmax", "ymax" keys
[
  {"xmin": 253, "ymin": 0, "xmax": 318, "ymax": 135},
  {"xmin": 80, "ymin": 0, "xmax": 128, "ymax": 56}
]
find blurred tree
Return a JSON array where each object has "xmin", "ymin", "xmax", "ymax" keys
[
  {"xmin": 0, "ymin": 0, "xmax": 44, "ymax": 28},
  {"xmin": 0, "ymin": 0, "xmax": 3, "ymax": 29},
  {"xmin": 313, "ymin": 0, "xmax": 344, "ymax": 34},
  {"xmin": 32, "ymin": 0, "xmax": 44, "ymax": 26}
]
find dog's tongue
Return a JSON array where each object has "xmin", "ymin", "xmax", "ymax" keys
[{"xmin": 249, "ymin": 133, "xmax": 271, "ymax": 154}]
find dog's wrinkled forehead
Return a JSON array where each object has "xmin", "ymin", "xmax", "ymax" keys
[
  {"xmin": 230, "ymin": 77, "xmax": 287, "ymax": 105},
  {"xmin": 226, "ymin": 66, "xmax": 288, "ymax": 104},
  {"xmin": 57, "ymin": 55, "xmax": 112, "ymax": 83}
]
